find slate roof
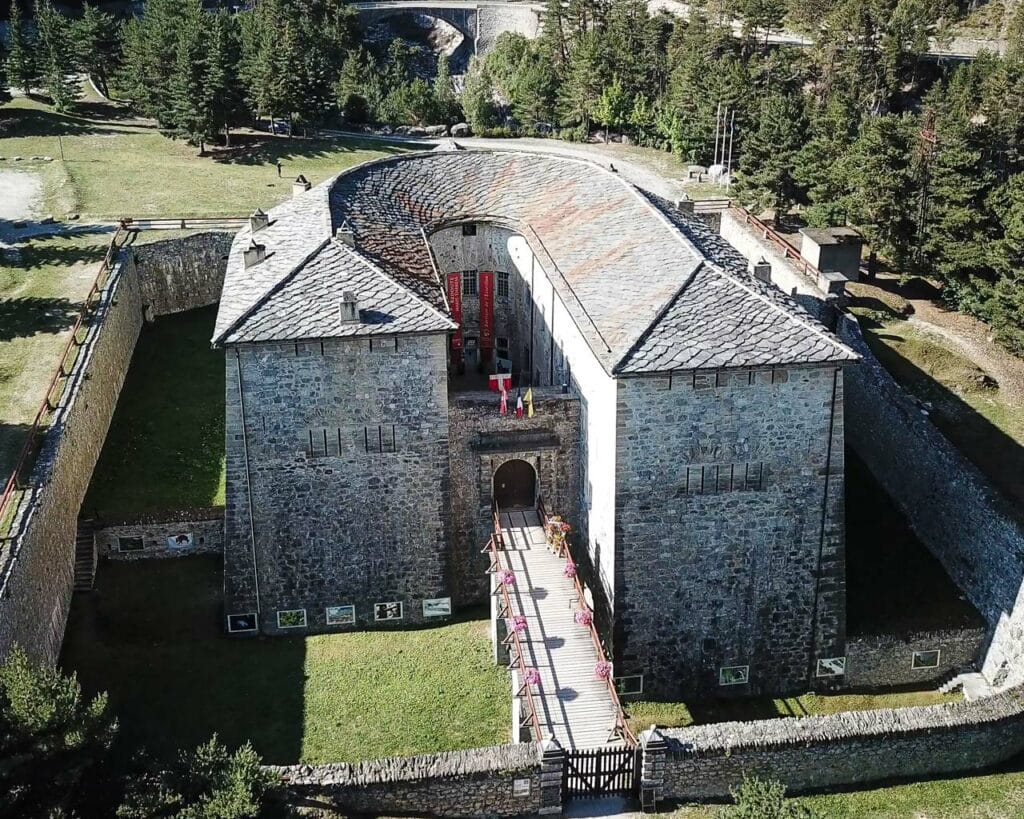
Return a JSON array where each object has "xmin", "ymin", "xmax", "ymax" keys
[
  {"xmin": 226, "ymin": 241, "xmax": 456, "ymax": 343},
  {"xmin": 213, "ymin": 150, "xmax": 856, "ymax": 374}
]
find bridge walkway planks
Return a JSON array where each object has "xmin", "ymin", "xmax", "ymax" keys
[{"xmin": 498, "ymin": 508, "xmax": 623, "ymax": 750}]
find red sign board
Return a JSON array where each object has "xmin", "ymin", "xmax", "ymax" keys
[
  {"xmin": 479, "ymin": 270, "xmax": 494, "ymax": 360},
  {"xmin": 447, "ymin": 272, "xmax": 463, "ymax": 367}
]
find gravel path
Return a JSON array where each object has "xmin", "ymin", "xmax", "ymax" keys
[{"xmin": 0, "ymin": 169, "xmax": 42, "ymax": 226}]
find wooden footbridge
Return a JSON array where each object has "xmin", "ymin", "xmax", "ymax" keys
[{"xmin": 487, "ymin": 503, "xmax": 634, "ymax": 754}]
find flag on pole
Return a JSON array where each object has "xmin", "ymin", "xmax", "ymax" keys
[
  {"xmin": 524, "ymin": 387, "xmax": 534, "ymax": 418},
  {"xmin": 499, "ymin": 387, "xmax": 508, "ymax": 416},
  {"xmin": 515, "ymin": 389, "xmax": 524, "ymax": 418}
]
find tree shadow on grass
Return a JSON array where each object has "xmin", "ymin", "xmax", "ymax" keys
[
  {"xmin": 0, "ymin": 297, "xmax": 80, "ymax": 341},
  {"xmin": 59, "ymin": 554, "xmax": 306, "ymax": 802},
  {"xmin": 0, "ymin": 422, "xmax": 36, "ymax": 496},
  {"xmin": 0, "ymin": 103, "xmax": 133, "ymax": 139},
  {"xmin": 210, "ymin": 131, "xmax": 410, "ymax": 168},
  {"xmin": 12, "ymin": 235, "xmax": 110, "ymax": 272}
]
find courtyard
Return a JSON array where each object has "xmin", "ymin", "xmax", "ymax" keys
[{"xmin": 59, "ymin": 554, "xmax": 510, "ymax": 766}]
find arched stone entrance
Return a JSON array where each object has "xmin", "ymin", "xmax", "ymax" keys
[{"xmin": 493, "ymin": 459, "xmax": 537, "ymax": 510}]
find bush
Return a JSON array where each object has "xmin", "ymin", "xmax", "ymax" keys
[
  {"xmin": 0, "ymin": 645, "xmax": 117, "ymax": 816},
  {"xmin": 724, "ymin": 776, "xmax": 816, "ymax": 819},
  {"xmin": 118, "ymin": 735, "xmax": 280, "ymax": 819}
]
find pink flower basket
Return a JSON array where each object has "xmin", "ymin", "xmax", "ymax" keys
[
  {"xmin": 499, "ymin": 569, "xmax": 516, "ymax": 586},
  {"xmin": 524, "ymin": 667, "xmax": 541, "ymax": 686},
  {"xmin": 594, "ymin": 661, "xmax": 612, "ymax": 680},
  {"xmin": 574, "ymin": 609, "xmax": 593, "ymax": 627},
  {"xmin": 563, "ymin": 562, "xmax": 577, "ymax": 579},
  {"xmin": 512, "ymin": 615, "xmax": 528, "ymax": 634}
]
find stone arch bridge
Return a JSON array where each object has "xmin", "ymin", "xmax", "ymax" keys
[{"xmin": 350, "ymin": 0, "xmax": 544, "ymax": 54}]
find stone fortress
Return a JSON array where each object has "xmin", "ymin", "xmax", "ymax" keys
[{"xmin": 213, "ymin": 148, "xmax": 857, "ymax": 700}]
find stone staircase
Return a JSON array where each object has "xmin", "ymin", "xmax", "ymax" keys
[
  {"xmin": 939, "ymin": 670, "xmax": 993, "ymax": 701},
  {"xmin": 73, "ymin": 522, "xmax": 97, "ymax": 592}
]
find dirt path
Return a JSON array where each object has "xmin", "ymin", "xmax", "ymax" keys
[{"xmin": 0, "ymin": 169, "xmax": 42, "ymax": 226}]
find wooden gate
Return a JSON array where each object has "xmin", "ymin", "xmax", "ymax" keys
[{"xmin": 564, "ymin": 745, "xmax": 637, "ymax": 798}]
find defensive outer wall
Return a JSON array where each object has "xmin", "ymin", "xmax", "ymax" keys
[
  {"xmin": 0, "ymin": 232, "xmax": 232, "ymax": 668},
  {"xmin": 3, "ymin": 211, "xmax": 1024, "ymax": 813}
]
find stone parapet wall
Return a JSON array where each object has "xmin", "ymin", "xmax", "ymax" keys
[
  {"xmin": 131, "ymin": 232, "xmax": 233, "ymax": 319},
  {"xmin": 0, "ymin": 251, "xmax": 143, "ymax": 666},
  {"xmin": 272, "ymin": 743, "xmax": 548, "ymax": 817},
  {"xmin": 95, "ymin": 512, "xmax": 224, "ymax": 560},
  {"xmin": 659, "ymin": 684, "xmax": 1024, "ymax": 801},
  {"xmin": 838, "ymin": 314, "xmax": 1024, "ymax": 688},
  {"xmin": 846, "ymin": 627, "xmax": 985, "ymax": 689}
]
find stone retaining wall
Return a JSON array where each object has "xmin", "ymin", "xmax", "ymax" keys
[
  {"xmin": 653, "ymin": 683, "xmax": 1024, "ymax": 802},
  {"xmin": 0, "ymin": 251, "xmax": 143, "ymax": 666},
  {"xmin": 838, "ymin": 314, "xmax": 1024, "ymax": 688},
  {"xmin": 272, "ymin": 743, "xmax": 560, "ymax": 817},
  {"xmin": 95, "ymin": 511, "xmax": 224, "ymax": 560},
  {"xmin": 846, "ymin": 627, "xmax": 986, "ymax": 689},
  {"xmin": 131, "ymin": 232, "xmax": 233, "ymax": 319}
]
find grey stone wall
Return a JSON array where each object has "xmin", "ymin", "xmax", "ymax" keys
[
  {"xmin": 838, "ymin": 314, "xmax": 1024, "ymax": 688},
  {"xmin": 272, "ymin": 743, "xmax": 552, "ymax": 818},
  {"xmin": 659, "ymin": 683, "xmax": 1024, "ymax": 801},
  {"xmin": 845, "ymin": 627, "xmax": 985, "ymax": 689},
  {"xmin": 613, "ymin": 365, "xmax": 846, "ymax": 700},
  {"xmin": 0, "ymin": 251, "xmax": 143, "ymax": 666},
  {"xmin": 448, "ymin": 389, "xmax": 581, "ymax": 604},
  {"xmin": 95, "ymin": 513, "xmax": 223, "ymax": 560},
  {"xmin": 222, "ymin": 333, "xmax": 453, "ymax": 635},
  {"xmin": 131, "ymin": 232, "xmax": 232, "ymax": 319}
]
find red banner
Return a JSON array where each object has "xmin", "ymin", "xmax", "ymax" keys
[
  {"xmin": 479, "ymin": 271, "xmax": 494, "ymax": 362},
  {"xmin": 447, "ymin": 272, "xmax": 463, "ymax": 368}
]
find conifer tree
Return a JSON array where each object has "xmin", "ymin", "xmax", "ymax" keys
[
  {"xmin": 559, "ymin": 30, "xmax": 605, "ymax": 133},
  {"xmin": 34, "ymin": 0, "xmax": 77, "ymax": 111},
  {"xmin": 7, "ymin": 0, "xmax": 38, "ymax": 96},
  {"xmin": 843, "ymin": 114, "xmax": 920, "ymax": 273},
  {"xmin": 73, "ymin": 3, "xmax": 119, "ymax": 98},
  {"xmin": 167, "ymin": 2, "xmax": 212, "ymax": 148},
  {"xmin": 117, "ymin": 0, "xmax": 191, "ymax": 118},
  {"xmin": 433, "ymin": 53, "xmax": 459, "ymax": 124},
  {"xmin": 793, "ymin": 94, "xmax": 859, "ymax": 225},
  {"xmin": 733, "ymin": 91, "xmax": 806, "ymax": 220},
  {"xmin": 205, "ymin": 11, "xmax": 246, "ymax": 147}
]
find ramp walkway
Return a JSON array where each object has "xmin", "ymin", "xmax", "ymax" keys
[{"xmin": 491, "ymin": 506, "xmax": 632, "ymax": 749}]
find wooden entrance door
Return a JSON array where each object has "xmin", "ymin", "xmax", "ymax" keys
[{"xmin": 493, "ymin": 459, "xmax": 536, "ymax": 509}]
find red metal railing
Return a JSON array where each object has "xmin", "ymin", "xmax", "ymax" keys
[
  {"xmin": 731, "ymin": 205, "xmax": 824, "ymax": 283},
  {"xmin": 536, "ymin": 497, "xmax": 637, "ymax": 747},
  {"xmin": 487, "ymin": 506, "xmax": 544, "ymax": 742},
  {"xmin": 0, "ymin": 225, "xmax": 129, "ymax": 539}
]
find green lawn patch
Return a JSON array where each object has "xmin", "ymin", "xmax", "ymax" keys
[
  {"xmin": 0, "ymin": 97, "xmax": 410, "ymax": 218},
  {"xmin": 667, "ymin": 764, "xmax": 1024, "ymax": 818},
  {"xmin": 0, "ymin": 227, "xmax": 113, "ymax": 478},
  {"xmin": 83, "ymin": 305, "xmax": 224, "ymax": 518},
  {"xmin": 626, "ymin": 687, "xmax": 960, "ymax": 737},
  {"xmin": 60, "ymin": 555, "xmax": 510, "ymax": 765}
]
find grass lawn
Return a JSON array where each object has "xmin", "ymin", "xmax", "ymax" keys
[
  {"xmin": 82, "ymin": 305, "xmax": 225, "ymax": 518},
  {"xmin": 60, "ymin": 555, "xmax": 510, "ymax": 765},
  {"xmin": 0, "ymin": 226, "xmax": 114, "ymax": 480},
  {"xmin": 667, "ymin": 765, "xmax": 1024, "ymax": 818},
  {"xmin": 626, "ymin": 687, "xmax": 960, "ymax": 737},
  {"xmin": 0, "ymin": 97, "xmax": 409, "ymax": 218}
]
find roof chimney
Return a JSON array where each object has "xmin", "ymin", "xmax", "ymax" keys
[
  {"xmin": 753, "ymin": 258, "xmax": 772, "ymax": 284},
  {"xmin": 293, "ymin": 174, "xmax": 311, "ymax": 197},
  {"xmin": 249, "ymin": 207, "xmax": 269, "ymax": 233},
  {"xmin": 334, "ymin": 219, "xmax": 355, "ymax": 247},
  {"xmin": 339, "ymin": 291, "xmax": 359, "ymax": 324},
  {"xmin": 243, "ymin": 241, "xmax": 267, "ymax": 269}
]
